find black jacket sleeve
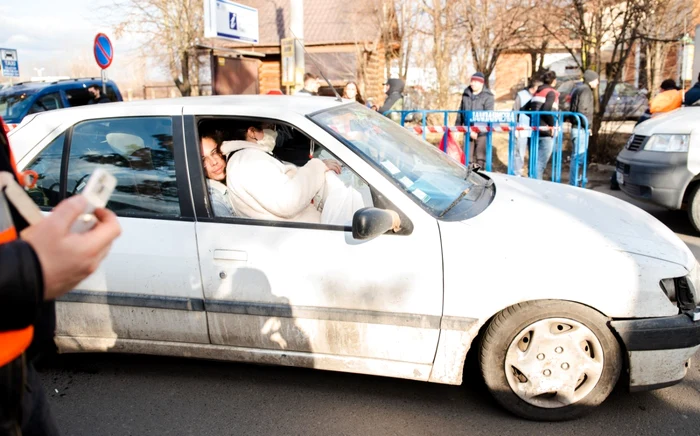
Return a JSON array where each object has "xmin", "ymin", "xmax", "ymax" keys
[
  {"xmin": 0, "ymin": 240, "xmax": 45, "ymax": 332},
  {"xmin": 455, "ymin": 92, "xmax": 466, "ymax": 126},
  {"xmin": 577, "ymin": 87, "xmax": 595, "ymax": 124},
  {"xmin": 483, "ymin": 92, "xmax": 495, "ymax": 111},
  {"xmin": 541, "ymin": 90, "xmax": 557, "ymax": 126}
]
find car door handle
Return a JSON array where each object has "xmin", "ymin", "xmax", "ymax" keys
[{"xmin": 213, "ymin": 250, "xmax": 248, "ymax": 262}]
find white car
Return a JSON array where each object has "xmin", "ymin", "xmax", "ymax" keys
[
  {"xmin": 9, "ymin": 96, "xmax": 700, "ymax": 421},
  {"xmin": 616, "ymin": 106, "xmax": 700, "ymax": 231}
]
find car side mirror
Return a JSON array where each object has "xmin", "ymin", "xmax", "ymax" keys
[{"xmin": 352, "ymin": 207, "xmax": 401, "ymax": 240}]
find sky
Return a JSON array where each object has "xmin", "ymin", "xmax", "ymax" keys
[{"xmin": 0, "ymin": 0, "xmax": 150, "ymax": 84}]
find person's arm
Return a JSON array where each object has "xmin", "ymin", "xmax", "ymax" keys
[
  {"xmin": 455, "ymin": 93, "xmax": 465, "ymax": 126},
  {"xmin": 578, "ymin": 88, "xmax": 594, "ymax": 123},
  {"xmin": 1, "ymin": 197, "xmax": 120, "ymax": 331},
  {"xmin": 513, "ymin": 94, "xmax": 522, "ymax": 112},
  {"xmin": 484, "ymin": 92, "xmax": 495, "ymax": 111},
  {"xmin": 236, "ymin": 155, "xmax": 328, "ymax": 219},
  {"xmin": 540, "ymin": 90, "xmax": 556, "ymax": 126},
  {"xmin": 0, "ymin": 240, "xmax": 44, "ymax": 331}
]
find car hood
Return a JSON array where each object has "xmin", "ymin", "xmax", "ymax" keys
[
  {"xmin": 633, "ymin": 107, "xmax": 700, "ymax": 135},
  {"xmin": 463, "ymin": 173, "xmax": 694, "ymax": 270}
]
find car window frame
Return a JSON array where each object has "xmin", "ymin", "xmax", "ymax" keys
[
  {"xmin": 23, "ymin": 115, "xmax": 194, "ymax": 221},
  {"xmin": 185, "ymin": 114, "xmax": 374, "ymax": 232}
]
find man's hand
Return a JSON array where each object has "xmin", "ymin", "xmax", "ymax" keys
[
  {"xmin": 322, "ymin": 159, "xmax": 342, "ymax": 175},
  {"xmin": 470, "ymin": 131, "xmax": 478, "ymax": 141},
  {"xmin": 20, "ymin": 195, "xmax": 122, "ymax": 301}
]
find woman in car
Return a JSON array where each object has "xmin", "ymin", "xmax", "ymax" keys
[
  {"xmin": 200, "ymin": 132, "xmax": 235, "ymax": 217},
  {"xmin": 220, "ymin": 124, "xmax": 342, "ymax": 223}
]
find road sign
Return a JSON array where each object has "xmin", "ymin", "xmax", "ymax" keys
[
  {"xmin": 93, "ymin": 33, "xmax": 114, "ymax": 70},
  {"xmin": 281, "ymin": 38, "xmax": 295, "ymax": 86},
  {"xmin": 204, "ymin": 0, "xmax": 259, "ymax": 44},
  {"xmin": 0, "ymin": 48, "xmax": 19, "ymax": 78}
]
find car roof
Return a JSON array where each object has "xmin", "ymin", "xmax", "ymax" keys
[
  {"xmin": 0, "ymin": 78, "xmax": 118, "ymax": 96},
  {"xmin": 20, "ymin": 95, "xmax": 349, "ymax": 124}
]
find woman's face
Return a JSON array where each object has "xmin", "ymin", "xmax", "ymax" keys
[
  {"xmin": 201, "ymin": 137, "xmax": 226, "ymax": 181},
  {"xmin": 345, "ymin": 83, "xmax": 357, "ymax": 99}
]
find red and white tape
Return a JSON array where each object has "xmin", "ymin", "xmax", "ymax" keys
[{"xmin": 408, "ymin": 125, "xmax": 558, "ymax": 134}]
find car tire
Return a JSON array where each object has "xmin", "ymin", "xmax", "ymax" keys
[
  {"xmin": 687, "ymin": 184, "xmax": 700, "ymax": 233},
  {"xmin": 479, "ymin": 300, "xmax": 621, "ymax": 421}
]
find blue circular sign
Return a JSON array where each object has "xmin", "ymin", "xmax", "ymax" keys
[{"xmin": 93, "ymin": 33, "xmax": 113, "ymax": 69}]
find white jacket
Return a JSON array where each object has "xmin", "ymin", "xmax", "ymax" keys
[{"xmin": 220, "ymin": 140, "xmax": 327, "ymax": 222}]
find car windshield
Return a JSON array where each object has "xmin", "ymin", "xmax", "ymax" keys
[
  {"xmin": 0, "ymin": 90, "xmax": 37, "ymax": 120},
  {"xmin": 311, "ymin": 104, "xmax": 487, "ymax": 217}
]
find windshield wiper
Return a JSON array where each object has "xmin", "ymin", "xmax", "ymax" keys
[
  {"xmin": 439, "ymin": 178, "xmax": 494, "ymax": 218},
  {"xmin": 439, "ymin": 187, "xmax": 471, "ymax": 218}
]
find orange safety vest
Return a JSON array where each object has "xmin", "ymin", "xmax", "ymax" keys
[{"xmin": 0, "ymin": 117, "xmax": 34, "ymax": 368}]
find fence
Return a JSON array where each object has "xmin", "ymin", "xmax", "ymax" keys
[{"xmin": 384, "ymin": 110, "xmax": 590, "ymax": 188}]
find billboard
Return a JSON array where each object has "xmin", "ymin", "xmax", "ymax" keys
[{"xmin": 204, "ymin": 0, "xmax": 259, "ymax": 44}]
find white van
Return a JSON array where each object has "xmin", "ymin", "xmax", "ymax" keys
[{"xmin": 616, "ymin": 106, "xmax": 700, "ymax": 230}]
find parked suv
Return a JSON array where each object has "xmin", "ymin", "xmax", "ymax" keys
[
  {"xmin": 0, "ymin": 78, "xmax": 122, "ymax": 128},
  {"xmin": 616, "ymin": 105, "xmax": 700, "ymax": 230}
]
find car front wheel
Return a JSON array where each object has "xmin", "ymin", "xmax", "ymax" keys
[{"xmin": 479, "ymin": 300, "xmax": 622, "ymax": 421}]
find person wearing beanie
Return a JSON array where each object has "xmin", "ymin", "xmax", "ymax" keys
[
  {"xmin": 522, "ymin": 69, "xmax": 560, "ymax": 180},
  {"xmin": 649, "ymin": 78, "xmax": 682, "ymax": 114},
  {"xmin": 455, "ymin": 72, "xmax": 494, "ymax": 169},
  {"xmin": 568, "ymin": 69, "xmax": 599, "ymax": 172}
]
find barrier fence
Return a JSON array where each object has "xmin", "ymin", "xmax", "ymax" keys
[{"xmin": 384, "ymin": 110, "xmax": 590, "ymax": 188}]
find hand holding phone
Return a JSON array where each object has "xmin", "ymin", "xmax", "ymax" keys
[{"xmin": 70, "ymin": 169, "xmax": 117, "ymax": 233}]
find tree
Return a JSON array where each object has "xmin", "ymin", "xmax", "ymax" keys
[
  {"xmin": 638, "ymin": 0, "xmax": 696, "ymax": 93},
  {"xmin": 457, "ymin": 0, "xmax": 533, "ymax": 83},
  {"xmin": 112, "ymin": 0, "xmax": 204, "ymax": 96},
  {"xmin": 419, "ymin": 0, "xmax": 459, "ymax": 109},
  {"xmin": 542, "ymin": 0, "xmax": 646, "ymax": 156}
]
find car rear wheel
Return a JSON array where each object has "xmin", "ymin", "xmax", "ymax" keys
[
  {"xmin": 687, "ymin": 183, "xmax": 700, "ymax": 233},
  {"xmin": 479, "ymin": 300, "xmax": 621, "ymax": 421}
]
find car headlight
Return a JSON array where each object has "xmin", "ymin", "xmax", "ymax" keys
[
  {"xmin": 644, "ymin": 134, "xmax": 690, "ymax": 152},
  {"xmin": 660, "ymin": 262, "xmax": 700, "ymax": 310}
]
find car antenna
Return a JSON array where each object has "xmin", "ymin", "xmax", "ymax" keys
[{"xmin": 289, "ymin": 29, "xmax": 343, "ymax": 102}]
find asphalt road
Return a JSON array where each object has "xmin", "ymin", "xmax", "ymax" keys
[{"xmin": 39, "ymin": 186, "xmax": 700, "ymax": 436}]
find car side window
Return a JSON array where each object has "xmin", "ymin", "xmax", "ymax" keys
[
  {"xmin": 24, "ymin": 132, "xmax": 66, "ymax": 208},
  {"xmin": 67, "ymin": 117, "xmax": 180, "ymax": 217},
  {"xmin": 28, "ymin": 92, "xmax": 63, "ymax": 114},
  {"xmin": 196, "ymin": 118, "xmax": 373, "ymax": 226}
]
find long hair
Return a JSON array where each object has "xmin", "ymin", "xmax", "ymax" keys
[{"xmin": 343, "ymin": 81, "xmax": 365, "ymax": 105}]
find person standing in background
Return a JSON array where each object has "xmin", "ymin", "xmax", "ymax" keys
[
  {"xmin": 295, "ymin": 73, "xmax": 320, "ymax": 96},
  {"xmin": 455, "ymin": 72, "xmax": 495, "ymax": 169},
  {"xmin": 523, "ymin": 70, "xmax": 560, "ymax": 180},
  {"xmin": 377, "ymin": 79, "xmax": 406, "ymax": 123},
  {"xmin": 569, "ymin": 70, "xmax": 599, "ymax": 166},
  {"xmin": 512, "ymin": 78, "xmax": 541, "ymax": 176},
  {"xmin": 342, "ymin": 82, "xmax": 365, "ymax": 105}
]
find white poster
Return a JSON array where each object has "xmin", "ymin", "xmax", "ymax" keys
[{"xmin": 204, "ymin": 0, "xmax": 259, "ymax": 44}]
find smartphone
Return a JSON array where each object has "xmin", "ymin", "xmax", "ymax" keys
[{"xmin": 70, "ymin": 169, "xmax": 117, "ymax": 233}]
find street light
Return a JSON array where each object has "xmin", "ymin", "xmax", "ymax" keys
[{"xmin": 33, "ymin": 67, "xmax": 44, "ymax": 77}]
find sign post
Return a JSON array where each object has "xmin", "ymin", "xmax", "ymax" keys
[
  {"xmin": 0, "ymin": 48, "xmax": 20, "ymax": 80},
  {"xmin": 281, "ymin": 38, "xmax": 295, "ymax": 94},
  {"xmin": 93, "ymin": 33, "xmax": 114, "ymax": 94}
]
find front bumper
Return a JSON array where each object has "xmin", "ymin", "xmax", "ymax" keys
[
  {"xmin": 610, "ymin": 309, "xmax": 700, "ymax": 391},
  {"xmin": 616, "ymin": 149, "xmax": 694, "ymax": 210}
]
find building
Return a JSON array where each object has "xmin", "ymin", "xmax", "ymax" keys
[{"xmin": 210, "ymin": 0, "xmax": 391, "ymax": 103}]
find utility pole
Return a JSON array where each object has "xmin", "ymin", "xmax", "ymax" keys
[{"xmin": 290, "ymin": 0, "xmax": 305, "ymax": 92}]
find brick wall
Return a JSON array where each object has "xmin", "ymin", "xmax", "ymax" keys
[
  {"xmin": 493, "ymin": 53, "xmax": 531, "ymax": 101},
  {"xmin": 259, "ymin": 55, "xmax": 282, "ymax": 94}
]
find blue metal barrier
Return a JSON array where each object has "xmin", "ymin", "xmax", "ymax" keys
[{"xmin": 384, "ymin": 109, "xmax": 590, "ymax": 188}]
